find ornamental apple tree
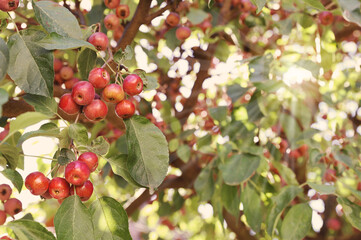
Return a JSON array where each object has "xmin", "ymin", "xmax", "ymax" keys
[{"xmin": 1, "ymin": 0, "xmax": 361, "ymax": 240}]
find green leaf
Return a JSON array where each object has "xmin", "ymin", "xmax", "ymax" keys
[
  {"xmin": 221, "ymin": 184, "xmax": 240, "ymax": 217},
  {"xmin": 9, "ymin": 112, "xmax": 49, "ymax": 138},
  {"xmin": 89, "ymin": 196, "xmax": 132, "ymax": 240},
  {"xmin": 7, "ymin": 30, "xmax": 53, "ymax": 97},
  {"xmin": 194, "ymin": 163, "xmax": 214, "ymax": 202},
  {"xmin": 106, "ymin": 154, "xmax": 144, "ymax": 188},
  {"xmin": 17, "ymin": 122, "xmax": 60, "ymax": 148},
  {"xmin": 266, "ymin": 186, "xmax": 302, "ymax": 236},
  {"xmin": 281, "ymin": 203, "xmax": 312, "ymax": 240},
  {"xmin": 23, "ymin": 94, "xmax": 57, "ymax": 117},
  {"xmin": 0, "ymin": 144, "xmax": 19, "ymax": 169},
  {"xmin": 186, "ymin": 8, "xmax": 208, "ymax": 24},
  {"xmin": 308, "ymin": 182, "xmax": 335, "ymax": 194},
  {"xmin": 33, "ymin": 1, "xmax": 83, "ymax": 39},
  {"xmin": 89, "ymin": 136, "xmax": 110, "ymax": 156},
  {"xmin": 246, "ymin": 90, "xmax": 264, "ymax": 122},
  {"xmin": 114, "ymin": 45, "xmax": 134, "ymax": 64},
  {"xmin": 57, "ymin": 148, "xmax": 76, "ymax": 165},
  {"xmin": 38, "ymin": 33, "xmax": 94, "ymax": 50},
  {"xmin": 0, "ymin": 89, "xmax": 8, "ymax": 116},
  {"xmin": 333, "ymin": 151, "xmax": 353, "ymax": 167},
  {"xmin": 176, "ymin": 145, "xmax": 191, "ymax": 162},
  {"xmin": 337, "ymin": 197, "xmax": 361, "ymax": 231},
  {"xmin": 165, "ymin": 28, "xmax": 181, "ymax": 51},
  {"xmin": 219, "ymin": 154, "xmax": 260, "ymax": 185},
  {"xmin": 273, "ymin": 162, "xmax": 299, "ymax": 185},
  {"xmin": 78, "ymin": 48, "xmax": 97, "ymax": 80},
  {"xmin": 8, "ymin": 219, "xmax": 56, "ymax": 240},
  {"xmin": 250, "ymin": 0, "xmax": 266, "ymax": 13},
  {"xmin": 54, "ymin": 195, "xmax": 95, "ymax": 240},
  {"xmin": 242, "ymin": 184, "xmax": 262, "ymax": 233},
  {"xmin": 124, "ymin": 116, "xmax": 169, "ymax": 189},
  {"xmin": 338, "ymin": 0, "xmax": 361, "ymax": 26},
  {"xmin": 69, "ymin": 123, "xmax": 89, "ymax": 146},
  {"xmin": 215, "ymin": 40, "xmax": 230, "ymax": 62},
  {"xmin": 248, "ymin": 53, "xmax": 273, "ymax": 82},
  {"xmin": 303, "ymin": 0, "xmax": 326, "ymax": 11},
  {"xmin": 1, "ymin": 169, "xmax": 23, "ymax": 193},
  {"xmin": 296, "ymin": 59, "xmax": 320, "ymax": 78},
  {"xmin": 226, "ymin": 84, "xmax": 249, "ymax": 103},
  {"xmin": 0, "ymin": 37, "xmax": 9, "ymax": 80},
  {"xmin": 144, "ymin": 75, "xmax": 159, "ymax": 91},
  {"xmin": 209, "ymin": 106, "xmax": 228, "ymax": 122}
]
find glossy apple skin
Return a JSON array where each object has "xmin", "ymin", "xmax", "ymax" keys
[
  {"xmin": 59, "ymin": 93, "xmax": 81, "ymax": 115},
  {"xmin": 104, "ymin": 0, "xmax": 119, "ymax": 9},
  {"xmin": 78, "ymin": 152, "xmax": 98, "ymax": 172},
  {"xmin": 123, "ymin": 74, "xmax": 143, "ymax": 96},
  {"xmin": 0, "ymin": 0, "xmax": 19, "ymax": 12},
  {"xmin": 65, "ymin": 161, "xmax": 91, "ymax": 186},
  {"xmin": 59, "ymin": 66, "xmax": 74, "ymax": 81},
  {"xmin": 53, "ymin": 59, "xmax": 63, "ymax": 73},
  {"xmin": 116, "ymin": 4, "xmax": 130, "ymax": 19},
  {"xmin": 83, "ymin": 100, "xmax": 108, "ymax": 121},
  {"xmin": 176, "ymin": 26, "xmax": 191, "ymax": 40},
  {"xmin": 0, "ymin": 210, "xmax": 6, "ymax": 225},
  {"xmin": 70, "ymin": 180, "xmax": 93, "ymax": 201},
  {"xmin": 115, "ymin": 99, "xmax": 135, "ymax": 119},
  {"xmin": 71, "ymin": 81, "xmax": 95, "ymax": 106},
  {"xmin": 0, "ymin": 184, "xmax": 12, "ymax": 202},
  {"xmin": 25, "ymin": 172, "xmax": 50, "ymax": 195},
  {"xmin": 48, "ymin": 177, "xmax": 70, "ymax": 200},
  {"xmin": 319, "ymin": 11, "xmax": 334, "ymax": 25},
  {"xmin": 166, "ymin": 12, "xmax": 180, "ymax": 27},
  {"xmin": 104, "ymin": 14, "xmax": 119, "ymax": 30},
  {"xmin": 88, "ymin": 68, "xmax": 110, "ymax": 89},
  {"xmin": 88, "ymin": 32, "xmax": 109, "ymax": 51},
  {"xmin": 4, "ymin": 198, "xmax": 22, "ymax": 217},
  {"xmin": 64, "ymin": 77, "xmax": 80, "ymax": 90},
  {"xmin": 102, "ymin": 83, "xmax": 125, "ymax": 103}
]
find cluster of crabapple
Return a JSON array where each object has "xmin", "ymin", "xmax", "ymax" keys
[
  {"xmin": 0, "ymin": 184, "xmax": 22, "ymax": 225},
  {"xmin": 54, "ymin": 58, "xmax": 80, "ymax": 90},
  {"xmin": 59, "ymin": 65, "xmax": 144, "ymax": 120},
  {"xmin": 25, "ymin": 152, "xmax": 99, "ymax": 202}
]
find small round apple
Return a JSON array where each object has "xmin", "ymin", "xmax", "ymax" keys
[
  {"xmin": 0, "ymin": 0, "xmax": 19, "ymax": 12},
  {"xmin": 88, "ymin": 32, "xmax": 109, "ymax": 51},
  {"xmin": 113, "ymin": 25, "xmax": 124, "ymax": 41},
  {"xmin": 319, "ymin": 11, "xmax": 334, "ymax": 26},
  {"xmin": 123, "ymin": 74, "xmax": 144, "ymax": 96},
  {"xmin": 78, "ymin": 152, "xmax": 98, "ymax": 172},
  {"xmin": 115, "ymin": 99, "xmax": 136, "ymax": 119},
  {"xmin": 116, "ymin": 4, "xmax": 130, "ymax": 19},
  {"xmin": 53, "ymin": 59, "xmax": 63, "ymax": 73},
  {"xmin": 25, "ymin": 171, "xmax": 50, "ymax": 195},
  {"xmin": 48, "ymin": 177, "xmax": 70, "ymax": 200},
  {"xmin": 64, "ymin": 77, "xmax": 80, "ymax": 90},
  {"xmin": 102, "ymin": 83, "xmax": 125, "ymax": 103},
  {"xmin": 104, "ymin": 14, "xmax": 119, "ymax": 30},
  {"xmin": 4, "ymin": 198, "xmax": 22, "ymax": 217},
  {"xmin": 166, "ymin": 12, "xmax": 180, "ymax": 27},
  {"xmin": 88, "ymin": 68, "xmax": 110, "ymax": 89},
  {"xmin": 176, "ymin": 26, "xmax": 191, "ymax": 41},
  {"xmin": 59, "ymin": 93, "xmax": 81, "ymax": 115},
  {"xmin": 83, "ymin": 99, "xmax": 108, "ymax": 121},
  {"xmin": 104, "ymin": 0, "xmax": 119, "ymax": 9},
  {"xmin": 70, "ymin": 180, "xmax": 94, "ymax": 201},
  {"xmin": 0, "ymin": 184, "xmax": 12, "ymax": 202},
  {"xmin": 59, "ymin": 66, "xmax": 74, "ymax": 81},
  {"xmin": 65, "ymin": 161, "xmax": 91, "ymax": 186},
  {"xmin": 71, "ymin": 81, "xmax": 95, "ymax": 106},
  {"xmin": 0, "ymin": 210, "xmax": 6, "ymax": 225}
]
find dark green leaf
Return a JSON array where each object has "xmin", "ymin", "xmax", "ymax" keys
[
  {"xmin": 89, "ymin": 196, "xmax": 132, "ymax": 240},
  {"xmin": 246, "ymin": 90, "xmax": 264, "ymax": 122},
  {"xmin": 0, "ymin": 144, "xmax": 19, "ymax": 169},
  {"xmin": 23, "ymin": 94, "xmax": 57, "ymax": 117},
  {"xmin": 281, "ymin": 203, "xmax": 312, "ymax": 240},
  {"xmin": 17, "ymin": 122, "xmax": 59, "ymax": 148},
  {"xmin": 144, "ymin": 75, "xmax": 158, "ymax": 91},
  {"xmin": 242, "ymin": 184, "xmax": 262, "ymax": 233},
  {"xmin": 194, "ymin": 163, "xmax": 214, "ymax": 202},
  {"xmin": 78, "ymin": 48, "xmax": 97, "ymax": 80},
  {"xmin": 33, "ymin": 1, "xmax": 83, "ymax": 39},
  {"xmin": 125, "ymin": 116, "xmax": 169, "ymax": 189},
  {"xmin": 303, "ymin": 0, "xmax": 327, "ymax": 10},
  {"xmin": 1, "ymin": 169, "xmax": 23, "ymax": 193},
  {"xmin": 176, "ymin": 145, "xmax": 191, "ymax": 162},
  {"xmin": 69, "ymin": 123, "xmax": 89, "ymax": 146},
  {"xmin": 248, "ymin": 53, "xmax": 273, "ymax": 82},
  {"xmin": 266, "ymin": 186, "xmax": 302, "ymax": 236},
  {"xmin": 57, "ymin": 148, "xmax": 76, "ymax": 165},
  {"xmin": 215, "ymin": 40, "xmax": 230, "ymax": 62},
  {"xmin": 8, "ymin": 219, "xmax": 56, "ymax": 240},
  {"xmin": 38, "ymin": 33, "xmax": 94, "ymax": 50},
  {"xmin": 219, "ymin": 154, "xmax": 260, "ymax": 185},
  {"xmin": 0, "ymin": 37, "xmax": 9, "ymax": 80},
  {"xmin": 59, "ymin": 127, "xmax": 71, "ymax": 149},
  {"xmin": 273, "ymin": 162, "xmax": 299, "ymax": 185},
  {"xmin": 333, "ymin": 151, "xmax": 353, "ymax": 167},
  {"xmin": 89, "ymin": 136, "xmax": 110, "ymax": 156},
  {"xmin": 54, "ymin": 195, "xmax": 95, "ymax": 240},
  {"xmin": 7, "ymin": 30, "xmax": 53, "ymax": 97},
  {"xmin": 114, "ymin": 45, "xmax": 134, "ymax": 64},
  {"xmin": 209, "ymin": 106, "xmax": 228, "ymax": 122},
  {"xmin": 337, "ymin": 197, "xmax": 361, "ymax": 230},
  {"xmin": 221, "ymin": 184, "xmax": 240, "ymax": 217},
  {"xmin": 165, "ymin": 28, "xmax": 181, "ymax": 50},
  {"xmin": 226, "ymin": 84, "xmax": 249, "ymax": 103},
  {"xmin": 186, "ymin": 8, "xmax": 208, "ymax": 24},
  {"xmin": 308, "ymin": 182, "xmax": 335, "ymax": 194},
  {"xmin": 0, "ymin": 89, "xmax": 8, "ymax": 116}
]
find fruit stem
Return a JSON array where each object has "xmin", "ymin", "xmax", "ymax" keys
[
  {"xmin": 20, "ymin": 154, "xmax": 58, "ymax": 161},
  {"xmin": 7, "ymin": 12, "xmax": 21, "ymax": 35},
  {"xmin": 46, "ymin": 164, "xmax": 59, "ymax": 177},
  {"xmin": 99, "ymin": 53, "xmax": 116, "ymax": 75}
]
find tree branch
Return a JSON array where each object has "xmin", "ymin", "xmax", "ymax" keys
[{"xmin": 222, "ymin": 208, "xmax": 257, "ymax": 240}]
